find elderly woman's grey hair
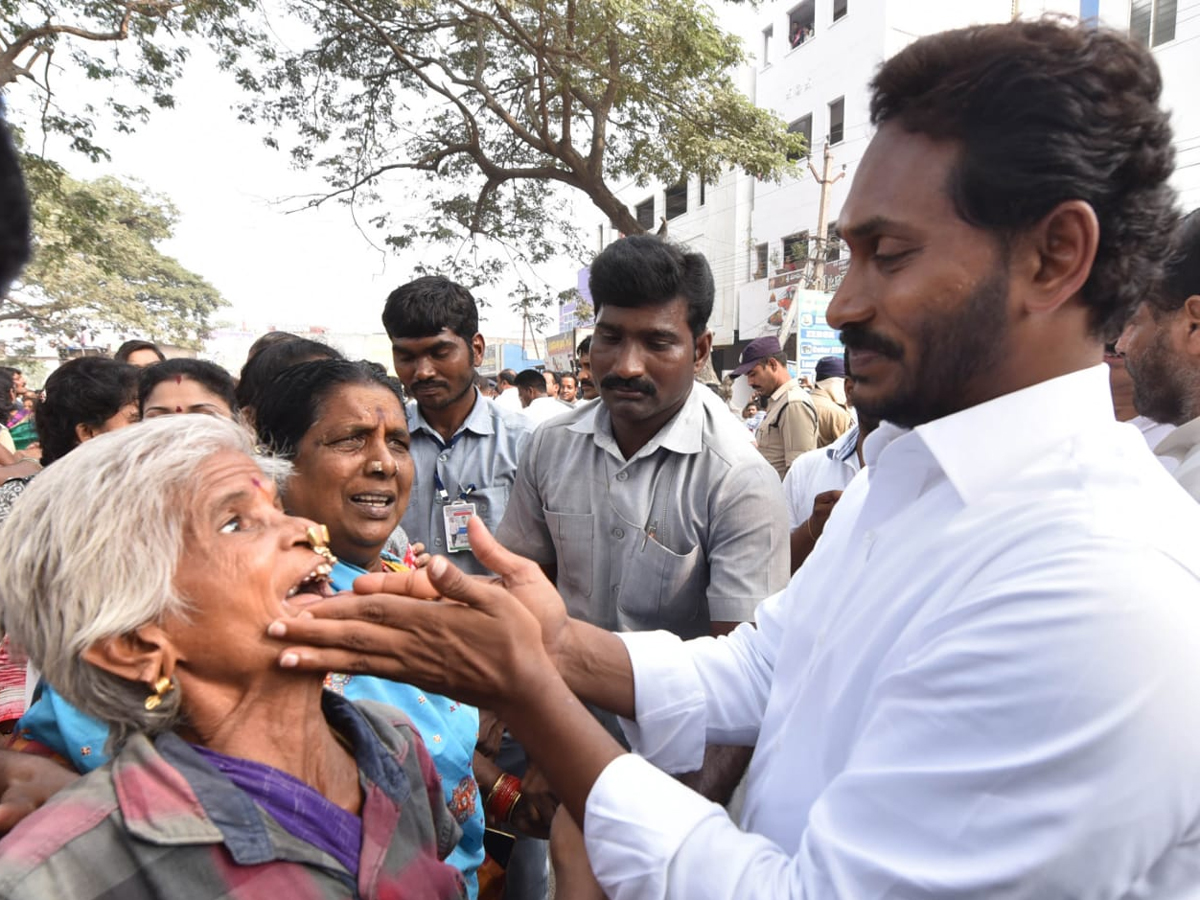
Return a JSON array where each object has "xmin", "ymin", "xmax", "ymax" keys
[{"xmin": 0, "ymin": 415, "xmax": 290, "ymax": 751}]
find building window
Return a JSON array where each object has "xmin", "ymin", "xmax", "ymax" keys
[
  {"xmin": 753, "ymin": 243, "xmax": 769, "ymax": 280},
  {"xmin": 833, "ymin": 0, "xmax": 848, "ymax": 22},
  {"xmin": 782, "ymin": 232, "xmax": 810, "ymax": 271},
  {"xmin": 635, "ymin": 197, "xmax": 654, "ymax": 230},
  {"xmin": 762, "ymin": 24, "xmax": 773, "ymax": 66},
  {"xmin": 664, "ymin": 181, "xmax": 688, "ymax": 220},
  {"xmin": 1130, "ymin": 0, "xmax": 1176, "ymax": 46},
  {"xmin": 788, "ymin": 114, "xmax": 813, "ymax": 161},
  {"xmin": 1079, "ymin": 0, "xmax": 1099, "ymax": 23},
  {"xmin": 828, "ymin": 97, "xmax": 845, "ymax": 145},
  {"xmin": 788, "ymin": 0, "xmax": 815, "ymax": 48}
]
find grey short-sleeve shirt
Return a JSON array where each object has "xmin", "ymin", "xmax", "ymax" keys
[
  {"xmin": 402, "ymin": 390, "xmax": 532, "ymax": 576},
  {"xmin": 496, "ymin": 386, "xmax": 790, "ymax": 639}
]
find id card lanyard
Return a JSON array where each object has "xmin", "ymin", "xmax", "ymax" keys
[{"xmin": 430, "ymin": 429, "xmax": 477, "ymax": 553}]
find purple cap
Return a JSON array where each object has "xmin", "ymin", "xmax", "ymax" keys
[
  {"xmin": 732, "ymin": 335, "xmax": 784, "ymax": 378},
  {"xmin": 815, "ymin": 356, "xmax": 845, "ymax": 381}
]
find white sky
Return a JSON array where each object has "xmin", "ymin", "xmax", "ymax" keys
[{"xmin": 6, "ymin": 43, "xmax": 580, "ymax": 340}]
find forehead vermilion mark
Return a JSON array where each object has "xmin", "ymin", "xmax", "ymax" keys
[
  {"xmin": 174, "ymin": 375, "xmax": 183, "ymax": 384},
  {"xmin": 175, "ymin": 406, "xmax": 183, "ymax": 413}
]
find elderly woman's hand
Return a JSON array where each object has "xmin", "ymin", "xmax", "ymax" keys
[{"xmin": 270, "ymin": 518, "xmax": 564, "ymax": 715}]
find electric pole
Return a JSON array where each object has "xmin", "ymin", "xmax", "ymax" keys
[{"xmin": 776, "ymin": 140, "xmax": 844, "ymax": 342}]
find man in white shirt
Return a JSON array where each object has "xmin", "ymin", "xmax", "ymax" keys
[
  {"xmin": 493, "ymin": 368, "xmax": 524, "ymax": 412},
  {"xmin": 1116, "ymin": 209, "xmax": 1200, "ymax": 498},
  {"xmin": 516, "ymin": 367, "xmax": 570, "ymax": 426},
  {"xmin": 275, "ymin": 20, "xmax": 1200, "ymax": 900}
]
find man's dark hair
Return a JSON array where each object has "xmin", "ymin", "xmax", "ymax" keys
[
  {"xmin": 246, "ymin": 330, "xmax": 299, "ymax": 360},
  {"xmin": 37, "ymin": 358, "xmax": 139, "ymax": 465},
  {"xmin": 255, "ymin": 360, "xmax": 405, "ymax": 460},
  {"xmin": 0, "ymin": 116, "xmax": 30, "ymax": 297},
  {"xmin": 497, "ymin": 369, "xmax": 518, "ymax": 387},
  {"xmin": 382, "ymin": 275, "xmax": 479, "ymax": 344},
  {"xmin": 576, "ymin": 335, "xmax": 592, "ymax": 356},
  {"xmin": 236, "ymin": 338, "xmax": 343, "ymax": 414},
  {"xmin": 514, "ymin": 368, "xmax": 547, "ymax": 394},
  {"xmin": 869, "ymin": 18, "xmax": 1176, "ymax": 337},
  {"xmin": 588, "ymin": 235, "xmax": 714, "ymax": 338},
  {"xmin": 1146, "ymin": 210, "xmax": 1200, "ymax": 316},
  {"xmin": 545, "ymin": 370, "xmax": 562, "ymax": 387},
  {"xmin": 114, "ymin": 339, "xmax": 165, "ymax": 364},
  {"xmin": 138, "ymin": 358, "xmax": 238, "ymax": 417}
]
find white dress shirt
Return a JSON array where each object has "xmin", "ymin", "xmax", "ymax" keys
[
  {"xmin": 781, "ymin": 425, "xmax": 861, "ymax": 529},
  {"xmin": 494, "ymin": 386, "xmax": 523, "ymax": 412},
  {"xmin": 584, "ymin": 365, "xmax": 1200, "ymax": 899},
  {"xmin": 1155, "ymin": 415, "xmax": 1200, "ymax": 501},
  {"xmin": 521, "ymin": 394, "xmax": 571, "ymax": 426}
]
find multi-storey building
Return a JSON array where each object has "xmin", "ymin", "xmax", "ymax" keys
[{"xmin": 570, "ymin": 0, "xmax": 1199, "ymax": 378}]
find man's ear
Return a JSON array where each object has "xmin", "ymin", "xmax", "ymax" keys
[
  {"xmin": 75, "ymin": 422, "xmax": 96, "ymax": 444},
  {"xmin": 1015, "ymin": 199, "xmax": 1100, "ymax": 317},
  {"xmin": 471, "ymin": 333, "xmax": 486, "ymax": 368},
  {"xmin": 1183, "ymin": 296, "xmax": 1200, "ymax": 357},
  {"xmin": 81, "ymin": 624, "xmax": 177, "ymax": 686},
  {"xmin": 693, "ymin": 330, "xmax": 713, "ymax": 373}
]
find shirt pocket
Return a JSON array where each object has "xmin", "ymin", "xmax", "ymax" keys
[
  {"xmin": 544, "ymin": 510, "xmax": 595, "ymax": 600},
  {"xmin": 469, "ymin": 486, "xmax": 508, "ymax": 534},
  {"xmin": 616, "ymin": 538, "xmax": 706, "ymax": 633}
]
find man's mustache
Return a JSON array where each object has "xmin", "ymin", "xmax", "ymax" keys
[
  {"xmin": 839, "ymin": 324, "xmax": 903, "ymax": 359},
  {"xmin": 600, "ymin": 375, "xmax": 656, "ymax": 396}
]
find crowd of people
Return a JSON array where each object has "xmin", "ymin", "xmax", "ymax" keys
[{"xmin": 0, "ymin": 14, "xmax": 1196, "ymax": 900}]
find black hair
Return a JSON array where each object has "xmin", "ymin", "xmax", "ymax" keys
[
  {"xmin": 1146, "ymin": 210, "xmax": 1200, "ymax": 316},
  {"xmin": 246, "ymin": 330, "xmax": 299, "ymax": 360},
  {"xmin": 514, "ymin": 368, "xmax": 548, "ymax": 394},
  {"xmin": 138, "ymin": 358, "xmax": 238, "ymax": 417},
  {"xmin": 576, "ymin": 335, "xmax": 592, "ymax": 356},
  {"xmin": 843, "ymin": 345, "xmax": 853, "ymax": 380},
  {"xmin": 381, "ymin": 275, "xmax": 479, "ymax": 344},
  {"xmin": 588, "ymin": 235, "xmax": 714, "ymax": 338},
  {"xmin": 113, "ymin": 340, "xmax": 165, "ymax": 364},
  {"xmin": 235, "ymin": 338, "xmax": 343, "ymax": 414},
  {"xmin": 0, "ymin": 115, "xmax": 30, "ymax": 296},
  {"xmin": 545, "ymin": 370, "xmax": 562, "ymax": 387},
  {"xmin": 254, "ymin": 359, "xmax": 405, "ymax": 459},
  {"xmin": 37, "ymin": 358, "xmax": 139, "ymax": 465},
  {"xmin": 869, "ymin": 18, "xmax": 1177, "ymax": 337}
]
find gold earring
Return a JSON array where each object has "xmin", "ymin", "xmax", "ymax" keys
[{"xmin": 144, "ymin": 676, "xmax": 174, "ymax": 711}]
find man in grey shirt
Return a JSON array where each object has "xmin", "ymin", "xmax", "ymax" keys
[
  {"xmin": 384, "ymin": 276, "xmax": 532, "ymax": 575},
  {"xmin": 497, "ymin": 236, "xmax": 788, "ymax": 639}
]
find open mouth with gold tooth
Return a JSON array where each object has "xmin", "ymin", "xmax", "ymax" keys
[{"xmin": 286, "ymin": 563, "xmax": 335, "ymax": 600}]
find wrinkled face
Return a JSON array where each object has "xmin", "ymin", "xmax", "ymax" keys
[
  {"xmin": 560, "ymin": 375, "xmax": 578, "ymax": 402},
  {"xmin": 827, "ymin": 123, "xmax": 1013, "ymax": 428},
  {"xmin": 1115, "ymin": 301, "xmax": 1190, "ymax": 425},
  {"xmin": 390, "ymin": 328, "xmax": 482, "ymax": 412},
  {"xmin": 283, "ymin": 383, "xmax": 413, "ymax": 569},
  {"xmin": 577, "ymin": 353, "xmax": 598, "ymax": 400},
  {"xmin": 591, "ymin": 298, "xmax": 709, "ymax": 435},
  {"xmin": 168, "ymin": 451, "xmax": 328, "ymax": 683},
  {"xmin": 126, "ymin": 348, "xmax": 162, "ymax": 368},
  {"xmin": 143, "ymin": 376, "xmax": 234, "ymax": 420}
]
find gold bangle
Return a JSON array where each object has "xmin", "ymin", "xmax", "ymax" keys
[{"xmin": 806, "ymin": 517, "xmax": 817, "ymax": 541}]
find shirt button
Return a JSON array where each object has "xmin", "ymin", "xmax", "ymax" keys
[
  {"xmin": 476, "ymin": 502, "xmax": 487, "ymax": 513},
  {"xmin": 438, "ymin": 453, "xmax": 450, "ymax": 462},
  {"xmin": 616, "ymin": 471, "xmax": 628, "ymax": 482},
  {"xmin": 864, "ymin": 531, "xmax": 875, "ymax": 544},
  {"xmin": 611, "ymin": 527, "xmax": 625, "ymax": 539},
  {"xmin": 434, "ymin": 538, "xmax": 444, "ymax": 547}
]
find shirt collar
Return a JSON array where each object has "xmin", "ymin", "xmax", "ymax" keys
[
  {"xmin": 828, "ymin": 424, "xmax": 860, "ymax": 462},
  {"xmin": 864, "ymin": 365, "xmax": 1115, "ymax": 505},
  {"xmin": 1154, "ymin": 415, "xmax": 1200, "ymax": 461},
  {"xmin": 569, "ymin": 387, "xmax": 705, "ymax": 462},
  {"xmin": 769, "ymin": 378, "xmax": 796, "ymax": 403},
  {"xmin": 115, "ymin": 693, "xmax": 409, "ymax": 865},
  {"xmin": 407, "ymin": 388, "xmax": 492, "ymax": 443}
]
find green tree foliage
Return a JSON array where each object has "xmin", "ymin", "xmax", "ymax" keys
[
  {"xmin": 238, "ymin": 0, "xmax": 805, "ymax": 307},
  {"xmin": 0, "ymin": 0, "xmax": 261, "ymax": 161},
  {"xmin": 6, "ymin": 152, "xmax": 225, "ymax": 351}
]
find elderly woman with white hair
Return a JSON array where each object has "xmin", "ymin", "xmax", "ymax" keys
[{"xmin": 0, "ymin": 416, "xmax": 465, "ymax": 900}]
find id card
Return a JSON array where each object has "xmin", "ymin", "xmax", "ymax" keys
[{"xmin": 443, "ymin": 500, "xmax": 476, "ymax": 552}]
